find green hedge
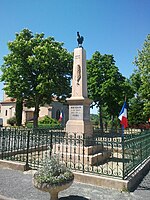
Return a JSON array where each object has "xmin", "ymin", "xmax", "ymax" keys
[
  {"xmin": 26, "ymin": 116, "xmax": 61, "ymax": 129},
  {"xmin": 26, "ymin": 123, "xmax": 61, "ymax": 129}
]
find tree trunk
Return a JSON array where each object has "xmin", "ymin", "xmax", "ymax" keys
[
  {"xmin": 111, "ymin": 115, "xmax": 115, "ymax": 130},
  {"xmin": 33, "ymin": 99, "xmax": 40, "ymax": 128},
  {"xmin": 99, "ymin": 106, "xmax": 103, "ymax": 133},
  {"xmin": 16, "ymin": 99, "xmax": 23, "ymax": 126}
]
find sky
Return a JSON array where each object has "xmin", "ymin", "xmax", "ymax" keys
[{"xmin": 0, "ymin": 0, "xmax": 149, "ymax": 114}]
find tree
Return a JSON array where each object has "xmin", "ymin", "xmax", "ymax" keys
[
  {"xmin": 134, "ymin": 34, "xmax": 150, "ymax": 120},
  {"xmin": 7, "ymin": 117, "xmax": 16, "ymax": 126},
  {"xmin": 87, "ymin": 51, "xmax": 133, "ymax": 130},
  {"xmin": 90, "ymin": 114, "xmax": 99, "ymax": 127},
  {"xmin": 1, "ymin": 29, "xmax": 73, "ymax": 127},
  {"xmin": 128, "ymin": 71, "xmax": 145, "ymax": 126}
]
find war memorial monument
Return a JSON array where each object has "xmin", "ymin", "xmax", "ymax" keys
[
  {"xmin": 66, "ymin": 32, "xmax": 93, "ymax": 137},
  {"xmin": 55, "ymin": 33, "xmax": 110, "ymax": 165}
]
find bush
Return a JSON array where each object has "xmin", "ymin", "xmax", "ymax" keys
[
  {"xmin": 26, "ymin": 116, "xmax": 61, "ymax": 129},
  {"xmin": 7, "ymin": 117, "xmax": 16, "ymax": 126},
  {"xmin": 34, "ymin": 155, "xmax": 74, "ymax": 185},
  {"xmin": 26, "ymin": 122, "xmax": 33, "ymax": 128},
  {"xmin": 39, "ymin": 116, "xmax": 60, "ymax": 126}
]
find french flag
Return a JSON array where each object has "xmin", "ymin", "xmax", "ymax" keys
[
  {"xmin": 118, "ymin": 101, "xmax": 128, "ymax": 128},
  {"xmin": 59, "ymin": 111, "xmax": 63, "ymax": 122}
]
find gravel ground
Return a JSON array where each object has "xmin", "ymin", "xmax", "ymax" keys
[{"xmin": 0, "ymin": 168, "xmax": 150, "ymax": 200}]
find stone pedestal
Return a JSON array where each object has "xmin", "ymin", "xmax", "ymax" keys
[
  {"xmin": 66, "ymin": 48, "xmax": 93, "ymax": 137},
  {"xmin": 66, "ymin": 97, "xmax": 93, "ymax": 137},
  {"xmin": 63, "ymin": 45, "xmax": 111, "ymax": 166},
  {"xmin": 55, "ymin": 143, "xmax": 111, "ymax": 166}
]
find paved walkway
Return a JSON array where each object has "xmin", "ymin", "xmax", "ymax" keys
[{"xmin": 0, "ymin": 168, "xmax": 150, "ymax": 200}]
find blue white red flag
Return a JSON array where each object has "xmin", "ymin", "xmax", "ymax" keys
[
  {"xmin": 59, "ymin": 111, "xmax": 63, "ymax": 122},
  {"xmin": 118, "ymin": 101, "xmax": 128, "ymax": 128}
]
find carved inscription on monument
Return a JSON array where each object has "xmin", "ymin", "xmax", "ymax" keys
[{"xmin": 69, "ymin": 105, "xmax": 83, "ymax": 120}]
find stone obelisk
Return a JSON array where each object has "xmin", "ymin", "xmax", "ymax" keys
[
  {"xmin": 66, "ymin": 32, "xmax": 93, "ymax": 137},
  {"xmin": 57, "ymin": 33, "xmax": 111, "ymax": 165}
]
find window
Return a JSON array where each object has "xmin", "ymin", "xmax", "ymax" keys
[{"xmin": 5, "ymin": 110, "xmax": 7, "ymax": 116}]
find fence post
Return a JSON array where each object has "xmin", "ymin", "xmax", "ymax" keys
[
  {"xmin": 122, "ymin": 135, "xmax": 125, "ymax": 179},
  {"xmin": 25, "ymin": 130, "xmax": 30, "ymax": 170},
  {"xmin": 1, "ymin": 129, "xmax": 5, "ymax": 160},
  {"xmin": 82, "ymin": 134, "xmax": 85, "ymax": 173},
  {"xmin": 50, "ymin": 131, "xmax": 53, "ymax": 158}
]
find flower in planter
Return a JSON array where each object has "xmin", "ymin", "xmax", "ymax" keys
[{"xmin": 33, "ymin": 155, "xmax": 74, "ymax": 186}]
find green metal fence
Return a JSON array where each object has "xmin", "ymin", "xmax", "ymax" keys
[
  {"xmin": 0, "ymin": 127, "xmax": 150, "ymax": 180},
  {"xmin": 123, "ymin": 130, "xmax": 150, "ymax": 178}
]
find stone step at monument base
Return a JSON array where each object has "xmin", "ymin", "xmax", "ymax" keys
[
  {"xmin": 58, "ymin": 151, "xmax": 111, "ymax": 166},
  {"xmin": 53, "ymin": 144, "xmax": 111, "ymax": 166},
  {"xmin": 54, "ymin": 144, "xmax": 104, "ymax": 155}
]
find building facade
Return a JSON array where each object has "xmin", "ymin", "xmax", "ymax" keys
[{"xmin": 0, "ymin": 93, "xmax": 68, "ymax": 126}]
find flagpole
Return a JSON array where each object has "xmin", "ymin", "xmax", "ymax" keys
[
  {"xmin": 124, "ymin": 96, "xmax": 126, "ymax": 102},
  {"xmin": 121, "ymin": 125, "xmax": 124, "ymax": 139},
  {"xmin": 122, "ymin": 124, "xmax": 125, "ymax": 179},
  {"xmin": 119, "ymin": 99, "xmax": 127, "ymax": 179}
]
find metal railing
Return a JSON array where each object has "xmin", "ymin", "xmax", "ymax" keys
[
  {"xmin": 0, "ymin": 127, "xmax": 150, "ymax": 180},
  {"xmin": 123, "ymin": 130, "xmax": 150, "ymax": 178}
]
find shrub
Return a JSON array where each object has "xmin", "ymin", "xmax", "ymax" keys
[
  {"xmin": 34, "ymin": 155, "xmax": 74, "ymax": 185},
  {"xmin": 39, "ymin": 116, "xmax": 60, "ymax": 127},
  {"xmin": 26, "ymin": 116, "xmax": 61, "ymax": 128},
  {"xmin": 7, "ymin": 117, "xmax": 16, "ymax": 126}
]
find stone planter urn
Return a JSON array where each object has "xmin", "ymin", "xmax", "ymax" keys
[
  {"xmin": 33, "ymin": 174, "xmax": 73, "ymax": 200},
  {"xmin": 32, "ymin": 155, "xmax": 74, "ymax": 200}
]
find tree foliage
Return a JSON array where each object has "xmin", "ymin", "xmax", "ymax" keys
[
  {"xmin": 7, "ymin": 116, "xmax": 16, "ymax": 126},
  {"xmin": 39, "ymin": 116, "xmax": 60, "ymax": 125},
  {"xmin": 1, "ymin": 29, "xmax": 73, "ymax": 127},
  {"xmin": 128, "ymin": 71, "xmax": 144, "ymax": 126},
  {"xmin": 87, "ymin": 51, "xmax": 133, "ymax": 130},
  {"xmin": 129, "ymin": 34, "xmax": 150, "ymax": 125},
  {"xmin": 133, "ymin": 34, "xmax": 150, "ymax": 119}
]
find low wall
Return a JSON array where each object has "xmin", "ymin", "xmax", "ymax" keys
[
  {"xmin": 74, "ymin": 172, "xmax": 128, "ymax": 191},
  {"xmin": 0, "ymin": 160, "xmax": 27, "ymax": 171},
  {"xmin": 127, "ymin": 156, "xmax": 150, "ymax": 191},
  {"xmin": 74, "ymin": 157, "xmax": 150, "ymax": 191},
  {"xmin": 0, "ymin": 157, "xmax": 149, "ymax": 191}
]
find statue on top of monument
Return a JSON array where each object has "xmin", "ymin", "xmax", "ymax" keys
[{"xmin": 77, "ymin": 32, "xmax": 84, "ymax": 47}]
